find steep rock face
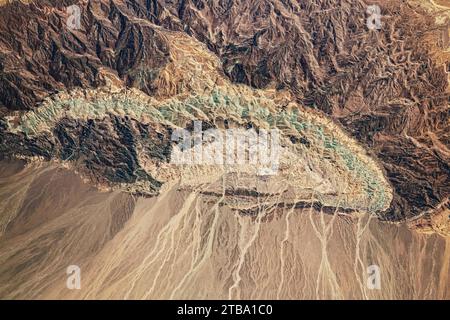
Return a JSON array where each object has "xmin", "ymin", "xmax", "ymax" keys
[
  {"xmin": 0, "ymin": 0, "xmax": 448, "ymax": 227},
  {"xmin": 144, "ymin": 0, "xmax": 450, "ymax": 221},
  {"xmin": 0, "ymin": 0, "xmax": 170, "ymax": 110},
  {"xmin": 1, "ymin": 112, "xmax": 169, "ymax": 193}
]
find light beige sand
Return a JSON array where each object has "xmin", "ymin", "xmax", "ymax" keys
[{"xmin": 0, "ymin": 161, "xmax": 448, "ymax": 299}]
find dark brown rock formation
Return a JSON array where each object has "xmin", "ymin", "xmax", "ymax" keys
[{"xmin": 0, "ymin": 0, "xmax": 448, "ymax": 225}]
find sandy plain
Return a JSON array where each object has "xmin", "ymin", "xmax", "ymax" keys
[{"xmin": 0, "ymin": 160, "xmax": 448, "ymax": 299}]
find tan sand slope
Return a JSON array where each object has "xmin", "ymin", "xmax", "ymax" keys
[{"xmin": 0, "ymin": 160, "xmax": 448, "ymax": 299}]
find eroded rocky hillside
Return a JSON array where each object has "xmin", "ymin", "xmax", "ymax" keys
[{"xmin": 0, "ymin": 0, "xmax": 448, "ymax": 233}]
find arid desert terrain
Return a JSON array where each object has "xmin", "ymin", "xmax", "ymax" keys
[
  {"xmin": 0, "ymin": 0, "xmax": 449, "ymax": 299},
  {"xmin": 0, "ymin": 160, "xmax": 448, "ymax": 299}
]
